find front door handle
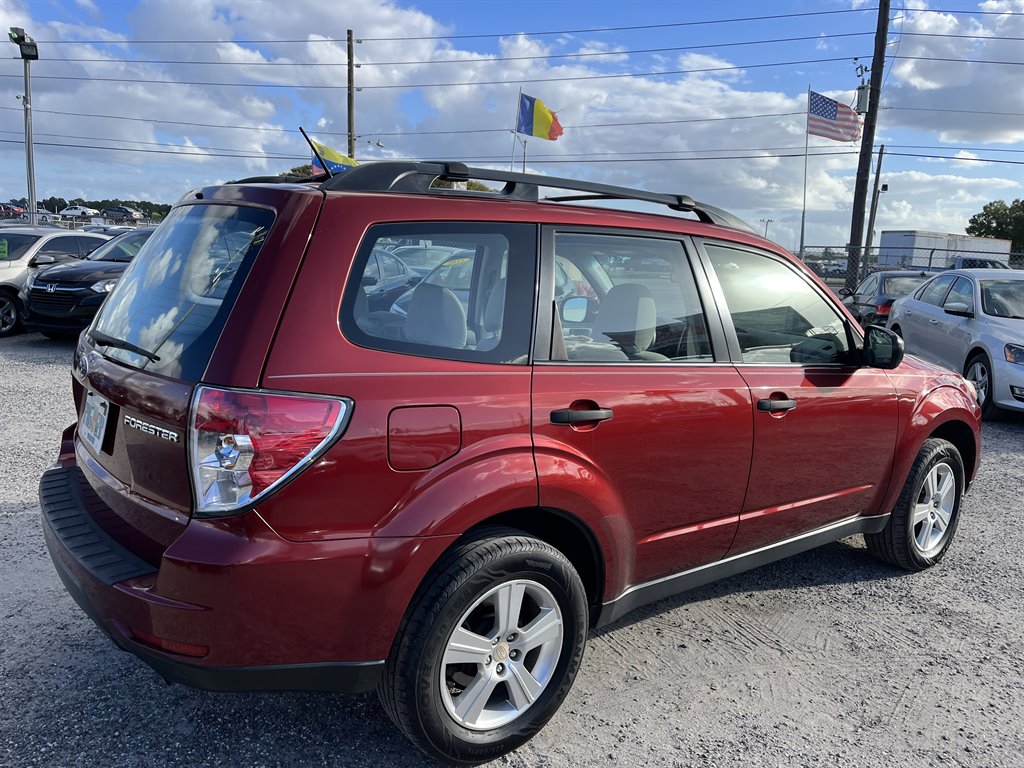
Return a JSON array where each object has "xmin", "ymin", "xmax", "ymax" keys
[
  {"xmin": 757, "ymin": 398, "xmax": 797, "ymax": 413},
  {"xmin": 550, "ymin": 408, "xmax": 613, "ymax": 425}
]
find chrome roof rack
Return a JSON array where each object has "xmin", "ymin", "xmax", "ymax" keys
[{"xmin": 319, "ymin": 161, "xmax": 756, "ymax": 234}]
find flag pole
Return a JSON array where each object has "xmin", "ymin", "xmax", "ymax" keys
[
  {"xmin": 523, "ymin": 139, "xmax": 528, "ymax": 172},
  {"xmin": 798, "ymin": 85, "xmax": 810, "ymax": 258},
  {"xmin": 511, "ymin": 88, "xmax": 523, "ymax": 171}
]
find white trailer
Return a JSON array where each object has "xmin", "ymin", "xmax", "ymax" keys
[{"xmin": 876, "ymin": 230, "xmax": 1012, "ymax": 270}]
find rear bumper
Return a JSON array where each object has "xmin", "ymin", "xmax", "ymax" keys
[{"xmin": 40, "ymin": 464, "xmax": 455, "ymax": 693}]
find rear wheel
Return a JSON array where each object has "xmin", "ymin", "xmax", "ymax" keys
[
  {"xmin": 0, "ymin": 293, "xmax": 23, "ymax": 337},
  {"xmin": 964, "ymin": 351, "xmax": 998, "ymax": 419},
  {"xmin": 866, "ymin": 438, "xmax": 964, "ymax": 571},
  {"xmin": 890, "ymin": 324, "xmax": 902, "ymax": 338},
  {"xmin": 379, "ymin": 528, "xmax": 588, "ymax": 764}
]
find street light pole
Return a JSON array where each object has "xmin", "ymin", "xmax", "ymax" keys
[{"xmin": 9, "ymin": 27, "xmax": 38, "ymax": 226}]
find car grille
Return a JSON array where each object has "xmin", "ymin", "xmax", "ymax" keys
[{"xmin": 29, "ymin": 287, "xmax": 81, "ymax": 312}]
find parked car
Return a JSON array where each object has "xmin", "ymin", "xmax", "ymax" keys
[
  {"xmin": 100, "ymin": 205, "xmax": 143, "ymax": 222},
  {"xmin": 20, "ymin": 228, "xmax": 156, "ymax": 338},
  {"xmin": 840, "ymin": 270, "xmax": 933, "ymax": 327},
  {"xmin": 60, "ymin": 205, "xmax": 100, "ymax": 219},
  {"xmin": 389, "ymin": 244, "xmax": 470, "ymax": 277},
  {"xmin": 0, "ymin": 203, "xmax": 25, "ymax": 220},
  {"xmin": 0, "ymin": 227, "xmax": 110, "ymax": 336},
  {"xmin": 358, "ymin": 248, "xmax": 420, "ymax": 312},
  {"xmin": 887, "ymin": 268, "xmax": 1024, "ymax": 418},
  {"xmin": 40, "ymin": 162, "xmax": 981, "ymax": 764}
]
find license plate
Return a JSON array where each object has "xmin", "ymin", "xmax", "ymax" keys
[{"xmin": 80, "ymin": 392, "xmax": 110, "ymax": 455}]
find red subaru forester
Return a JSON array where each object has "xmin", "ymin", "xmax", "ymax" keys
[{"xmin": 40, "ymin": 162, "xmax": 981, "ymax": 764}]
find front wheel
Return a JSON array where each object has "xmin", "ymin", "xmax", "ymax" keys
[
  {"xmin": 866, "ymin": 438, "xmax": 964, "ymax": 571},
  {"xmin": 0, "ymin": 293, "xmax": 23, "ymax": 337},
  {"xmin": 964, "ymin": 352, "xmax": 999, "ymax": 419},
  {"xmin": 379, "ymin": 528, "xmax": 588, "ymax": 764}
]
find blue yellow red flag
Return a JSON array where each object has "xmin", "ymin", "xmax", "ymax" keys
[
  {"xmin": 516, "ymin": 94, "xmax": 564, "ymax": 141},
  {"xmin": 310, "ymin": 140, "xmax": 358, "ymax": 174}
]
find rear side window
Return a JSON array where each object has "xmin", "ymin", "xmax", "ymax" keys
[
  {"xmin": 90, "ymin": 203, "xmax": 274, "ymax": 380},
  {"xmin": 341, "ymin": 223, "xmax": 536, "ymax": 364}
]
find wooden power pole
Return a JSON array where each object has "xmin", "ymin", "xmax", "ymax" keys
[{"xmin": 844, "ymin": 0, "xmax": 890, "ymax": 293}]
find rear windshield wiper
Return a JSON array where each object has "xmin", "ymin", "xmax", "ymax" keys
[{"xmin": 87, "ymin": 329, "xmax": 161, "ymax": 363}]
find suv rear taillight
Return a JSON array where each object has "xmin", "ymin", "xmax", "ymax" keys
[
  {"xmin": 190, "ymin": 386, "xmax": 352, "ymax": 517},
  {"xmin": 876, "ymin": 301, "xmax": 893, "ymax": 316}
]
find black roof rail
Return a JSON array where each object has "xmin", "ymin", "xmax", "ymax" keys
[{"xmin": 320, "ymin": 161, "xmax": 756, "ymax": 234}]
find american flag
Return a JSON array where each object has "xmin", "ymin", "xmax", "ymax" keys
[{"xmin": 807, "ymin": 90, "xmax": 862, "ymax": 142}]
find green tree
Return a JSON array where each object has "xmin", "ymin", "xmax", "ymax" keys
[
  {"xmin": 287, "ymin": 163, "xmax": 315, "ymax": 177},
  {"xmin": 966, "ymin": 199, "xmax": 1024, "ymax": 252}
]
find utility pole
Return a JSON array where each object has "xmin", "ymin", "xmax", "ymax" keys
[
  {"xmin": 8, "ymin": 28, "xmax": 38, "ymax": 226},
  {"xmin": 844, "ymin": 0, "xmax": 890, "ymax": 293},
  {"xmin": 864, "ymin": 145, "xmax": 887, "ymax": 272},
  {"xmin": 760, "ymin": 218, "xmax": 775, "ymax": 238},
  {"xmin": 347, "ymin": 29, "xmax": 355, "ymax": 159}
]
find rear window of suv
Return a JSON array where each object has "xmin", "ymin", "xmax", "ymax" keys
[{"xmin": 89, "ymin": 203, "xmax": 274, "ymax": 380}]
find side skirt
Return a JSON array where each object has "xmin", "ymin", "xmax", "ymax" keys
[{"xmin": 595, "ymin": 514, "xmax": 890, "ymax": 628}]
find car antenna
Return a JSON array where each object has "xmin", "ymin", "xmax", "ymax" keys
[{"xmin": 299, "ymin": 126, "xmax": 333, "ymax": 179}]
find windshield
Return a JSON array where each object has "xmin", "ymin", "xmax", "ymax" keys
[
  {"xmin": 980, "ymin": 280, "xmax": 1024, "ymax": 319},
  {"xmin": 0, "ymin": 233, "xmax": 42, "ymax": 261},
  {"xmin": 90, "ymin": 204, "xmax": 275, "ymax": 380},
  {"xmin": 87, "ymin": 230, "xmax": 154, "ymax": 262},
  {"xmin": 424, "ymin": 251, "xmax": 477, "ymax": 290},
  {"xmin": 393, "ymin": 247, "xmax": 459, "ymax": 271}
]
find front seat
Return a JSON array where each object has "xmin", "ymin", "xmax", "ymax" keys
[
  {"xmin": 404, "ymin": 282, "xmax": 467, "ymax": 349},
  {"xmin": 572, "ymin": 283, "xmax": 669, "ymax": 361}
]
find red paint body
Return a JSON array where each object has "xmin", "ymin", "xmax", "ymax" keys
[{"xmin": 42, "ymin": 181, "xmax": 982, "ymax": 686}]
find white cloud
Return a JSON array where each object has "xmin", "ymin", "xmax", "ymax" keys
[{"xmin": 74, "ymin": 0, "xmax": 100, "ymax": 14}]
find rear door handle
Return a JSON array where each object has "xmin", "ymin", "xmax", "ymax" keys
[
  {"xmin": 757, "ymin": 398, "xmax": 797, "ymax": 413},
  {"xmin": 550, "ymin": 408, "xmax": 613, "ymax": 425}
]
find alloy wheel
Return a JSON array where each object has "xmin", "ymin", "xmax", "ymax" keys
[
  {"xmin": 0, "ymin": 296, "xmax": 17, "ymax": 334},
  {"xmin": 911, "ymin": 461, "xmax": 956, "ymax": 555},
  {"xmin": 440, "ymin": 579, "xmax": 564, "ymax": 731},
  {"xmin": 965, "ymin": 359, "xmax": 990, "ymax": 407}
]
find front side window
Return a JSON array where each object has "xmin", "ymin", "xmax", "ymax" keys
[
  {"xmin": 341, "ymin": 223, "xmax": 536, "ymax": 364},
  {"xmin": 38, "ymin": 236, "xmax": 81, "ymax": 257},
  {"xmin": 944, "ymin": 277, "xmax": 975, "ymax": 312},
  {"xmin": 554, "ymin": 233, "xmax": 711, "ymax": 362},
  {"xmin": 706, "ymin": 244, "xmax": 851, "ymax": 365}
]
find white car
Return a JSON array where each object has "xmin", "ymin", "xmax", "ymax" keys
[
  {"xmin": 888, "ymin": 269, "xmax": 1024, "ymax": 417},
  {"xmin": 59, "ymin": 205, "xmax": 100, "ymax": 219}
]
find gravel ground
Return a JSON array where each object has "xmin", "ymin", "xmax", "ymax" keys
[{"xmin": 2, "ymin": 332, "xmax": 1022, "ymax": 768}]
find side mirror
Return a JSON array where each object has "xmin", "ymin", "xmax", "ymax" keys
[
  {"xmin": 862, "ymin": 325, "xmax": 904, "ymax": 370},
  {"xmin": 360, "ymin": 275, "xmax": 378, "ymax": 288},
  {"xmin": 407, "ymin": 274, "xmax": 422, "ymax": 287},
  {"xmin": 29, "ymin": 254, "xmax": 56, "ymax": 267},
  {"xmin": 838, "ymin": 287, "xmax": 852, "ymax": 297},
  {"xmin": 561, "ymin": 296, "xmax": 590, "ymax": 324},
  {"xmin": 944, "ymin": 302, "xmax": 974, "ymax": 318}
]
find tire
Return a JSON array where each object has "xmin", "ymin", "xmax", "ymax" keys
[
  {"xmin": 890, "ymin": 324, "xmax": 902, "ymax": 338},
  {"xmin": 865, "ymin": 438, "xmax": 965, "ymax": 571},
  {"xmin": 379, "ymin": 527, "xmax": 588, "ymax": 764},
  {"xmin": 0, "ymin": 293, "xmax": 23, "ymax": 337},
  {"xmin": 964, "ymin": 351, "xmax": 999, "ymax": 420}
]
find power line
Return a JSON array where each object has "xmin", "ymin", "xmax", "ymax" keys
[
  {"xmin": 26, "ymin": 32, "xmax": 875, "ymax": 67},
  {"xmin": 0, "ymin": 55, "xmax": 872, "ymax": 89},
  {"xmin": 29, "ymin": 9, "xmax": 880, "ymax": 45},
  {"xmin": 4, "ymin": 139, "xmax": 1019, "ymax": 167}
]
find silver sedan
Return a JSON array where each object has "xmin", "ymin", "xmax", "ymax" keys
[{"xmin": 887, "ymin": 268, "xmax": 1024, "ymax": 418}]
